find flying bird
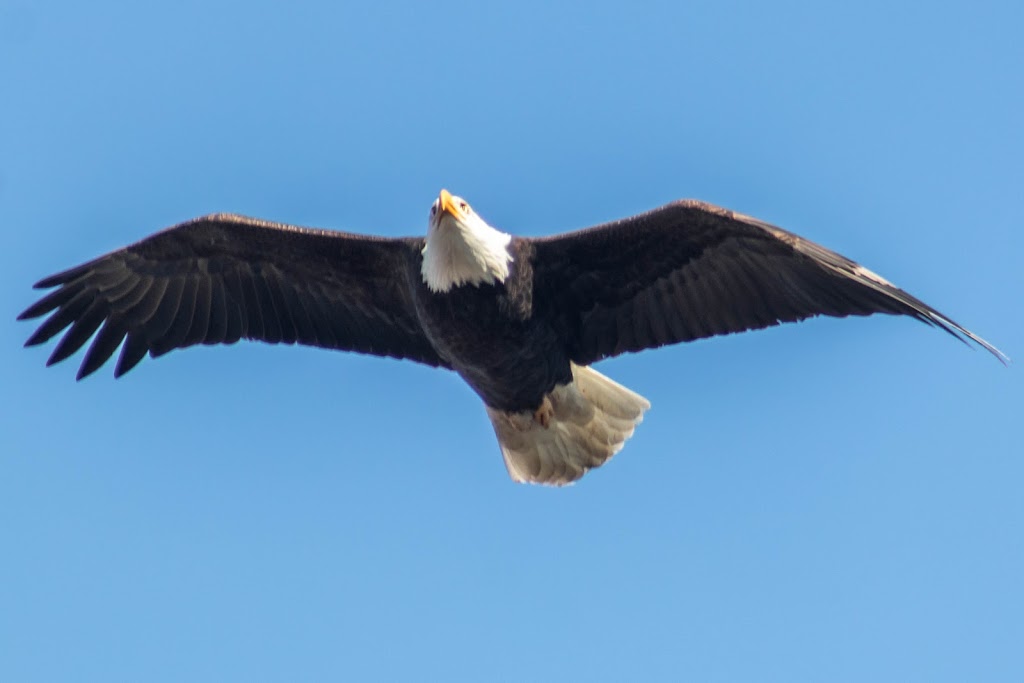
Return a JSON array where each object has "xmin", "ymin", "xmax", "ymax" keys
[{"xmin": 19, "ymin": 191, "xmax": 1006, "ymax": 484}]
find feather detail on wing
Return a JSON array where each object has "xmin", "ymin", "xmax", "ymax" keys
[
  {"xmin": 19, "ymin": 213, "xmax": 446, "ymax": 378},
  {"xmin": 530, "ymin": 200, "xmax": 1006, "ymax": 365}
]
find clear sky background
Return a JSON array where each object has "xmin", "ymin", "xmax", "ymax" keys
[{"xmin": 2, "ymin": 1, "xmax": 1021, "ymax": 681}]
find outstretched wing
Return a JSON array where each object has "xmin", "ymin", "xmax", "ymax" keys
[
  {"xmin": 530, "ymin": 200, "xmax": 1005, "ymax": 365},
  {"xmin": 19, "ymin": 213, "xmax": 446, "ymax": 379}
]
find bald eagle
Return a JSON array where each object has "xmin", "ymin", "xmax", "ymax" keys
[{"xmin": 20, "ymin": 191, "xmax": 1005, "ymax": 484}]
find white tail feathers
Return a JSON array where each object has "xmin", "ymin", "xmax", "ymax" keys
[{"xmin": 486, "ymin": 364, "xmax": 651, "ymax": 485}]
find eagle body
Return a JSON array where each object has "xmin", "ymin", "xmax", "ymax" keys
[
  {"xmin": 20, "ymin": 190, "xmax": 1005, "ymax": 485},
  {"xmin": 412, "ymin": 239, "xmax": 571, "ymax": 413}
]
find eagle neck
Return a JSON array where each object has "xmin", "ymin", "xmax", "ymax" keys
[{"xmin": 421, "ymin": 217, "xmax": 513, "ymax": 293}]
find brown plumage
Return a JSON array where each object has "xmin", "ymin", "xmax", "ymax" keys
[
  {"xmin": 20, "ymin": 214, "xmax": 444, "ymax": 379},
  {"xmin": 530, "ymin": 200, "xmax": 1004, "ymax": 363},
  {"xmin": 19, "ymin": 194, "xmax": 1005, "ymax": 484}
]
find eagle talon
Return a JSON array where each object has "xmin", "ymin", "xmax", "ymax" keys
[{"xmin": 533, "ymin": 397, "xmax": 554, "ymax": 429}]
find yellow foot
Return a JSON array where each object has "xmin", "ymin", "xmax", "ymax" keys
[{"xmin": 533, "ymin": 396, "xmax": 554, "ymax": 429}]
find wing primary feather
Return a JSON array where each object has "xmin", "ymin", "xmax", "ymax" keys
[
  {"xmin": 18, "ymin": 280, "xmax": 87, "ymax": 321},
  {"xmin": 835, "ymin": 269, "xmax": 1009, "ymax": 363},
  {"xmin": 32, "ymin": 258, "xmax": 120, "ymax": 289},
  {"xmin": 78, "ymin": 321, "xmax": 128, "ymax": 380},
  {"xmin": 114, "ymin": 331, "xmax": 150, "ymax": 378},
  {"xmin": 46, "ymin": 299, "xmax": 108, "ymax": 366},
  {"xmin": 24, "ymin": 287, "xmax": 95, "ymax": 346},
  {"xmin": 33, "ymin": 266, "xmax": 91, "ymax": 290}
]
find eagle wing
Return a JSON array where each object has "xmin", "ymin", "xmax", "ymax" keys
[
  {"xmin": 19, "ymin": 213, "xmax": 445, "ymax": 379},
  {"xmin": 530, "ymin": 200, "xmax": 1005, "ymax": 365}
]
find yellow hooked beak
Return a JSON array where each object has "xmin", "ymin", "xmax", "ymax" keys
[{"xmin": 439, "ymin": 189, "xmax": 463, "ymax": 218}]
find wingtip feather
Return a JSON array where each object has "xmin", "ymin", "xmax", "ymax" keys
[
  {"xmin": 967, "ymin": 333, "xmax": 1010, "ymax": 366},
  {"xmin": 924, "ymin": 314, "xmax": 1009, "ymax": 366}
]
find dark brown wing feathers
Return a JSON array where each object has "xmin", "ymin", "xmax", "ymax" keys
[
  {"xmin": 22, "ymin": 201, "xmax": 1005, "ymax": 382},
  {"xmin": 20, "ymin": 213, "xmax": 445, "ymax": 379},
  {"xmin": 531, "ymin": 200, "xmax": 1005, "ymax": 365}
]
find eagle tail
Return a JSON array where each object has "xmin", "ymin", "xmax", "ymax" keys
[{"xmin": 486, "ymin": 364, "xmax": 650, "ymax": 485}]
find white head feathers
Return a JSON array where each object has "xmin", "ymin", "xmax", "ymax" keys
[{"xmin": 421, "ymin": 189, "xmax": 513, "ymax": 293}]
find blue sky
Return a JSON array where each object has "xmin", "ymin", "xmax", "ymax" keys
[{"xmin": 2, "ymin": 1, "xmax": 1021, "ymax": 680}]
